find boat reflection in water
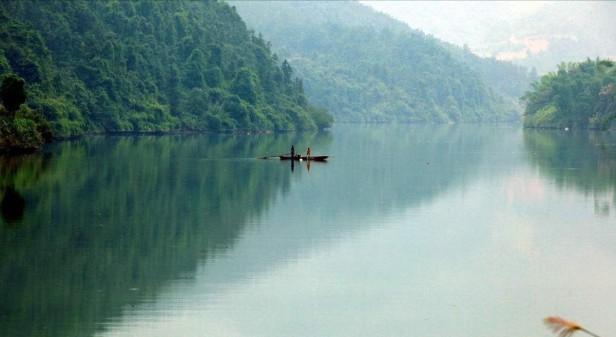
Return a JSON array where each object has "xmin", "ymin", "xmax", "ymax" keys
[{"xmin": 288, "ymin": 155, "xmax": 326, "ymax": 172}]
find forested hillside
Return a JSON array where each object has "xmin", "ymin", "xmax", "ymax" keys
[
  {"xmin": 233, "ymin": 1, "xmax": 533, "ymax": 123},
  {"xmin": 0, "ymin": 1, "xmax": 331, "ymax": 138},
  {"xmin": 444, "ymin": 44, "xmax": 534, "ymax": 102},
  {"xmin": 523, "ymin": 59, "xmax": 616, "ymax": 130}
]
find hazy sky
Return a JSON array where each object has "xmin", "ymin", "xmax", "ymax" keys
[
  {"xmin": 362, "ymin": 1, "xmax": 546, "ymax": 57},
  {"xmin": 361, "ymin": 1, "xmax": 616, "ymax": 72}
]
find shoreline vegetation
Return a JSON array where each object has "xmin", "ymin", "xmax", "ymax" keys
[
  {"xmin": 2, "ymin": 2, "xmax": 615, "ymax": 155},
  {"xmin": 523, "ymin": 59, "xmax": 616, "ymax": 131}
]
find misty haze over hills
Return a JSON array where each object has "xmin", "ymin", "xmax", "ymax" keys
[
  {"xmin": 233, "ymin": 1, "xmax": 532, "ymax": 123},
  {"xmin": 363, "ymin": 1, "xmax": 616, "ymax": 74}
]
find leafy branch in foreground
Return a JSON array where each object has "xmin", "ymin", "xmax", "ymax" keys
[{"xmin": 544, "ymin": 316, "xmax": 601, "ymax": 337}]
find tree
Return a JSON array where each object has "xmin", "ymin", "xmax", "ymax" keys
[
  {"xmin": 205, "ymin": 67, "xmax": 223, "ymax": 87},
  {"xmin": 208, "ymin": 44, "xmax": 222, "ymax": 67},
  {"xmin": 0, "ymin": 74, "xmax": 27, "ymax": 115},
  {"xmin": 231, "ymin": 68, "xmax": 259, "ymax": 104},
  {"xmin": 281, "ymin": 59, "xmax": 292, "ymax": 84}
]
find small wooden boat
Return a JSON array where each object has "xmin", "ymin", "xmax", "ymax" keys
[{"xmin": 279, "ymin": 155, "xmax": 328, "ymax": 162}]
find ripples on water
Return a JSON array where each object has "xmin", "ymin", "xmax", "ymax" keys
[{"xmin": 0, "ymin": 125, "xmax": 615, "ymax": 337}]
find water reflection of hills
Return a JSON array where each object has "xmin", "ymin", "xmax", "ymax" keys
[
  {"xmin": 0, "ymin": 132, "xmax": 330, "ymax": 337},
  {"xmin": 199, "ymin": 125, "xmax": 522, "ymax": 281},
  {"xmin": 524, "ymin": 130, "xmax": 616, "ymax": 216},
  {"xmin": 0, "ymin": 125, "xmax": 519, "ymax": 337},
  {"xmin": 309, "ymin": 125, "xmax": 520, "ymax": 216},
  {"xmin": 0, "ymin": 154, "xmax": 52, "ymax": 223}
]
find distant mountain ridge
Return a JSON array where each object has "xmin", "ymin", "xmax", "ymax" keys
[
  {"xmin": 232, "ymin": 0, "xmax": 534, "ymax": 123},
  {"xmin": 363, "ymin": 1, "xmax": 616, "ymax": 74}
]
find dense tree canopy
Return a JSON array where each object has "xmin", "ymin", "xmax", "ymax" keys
[
  {"xmin": 522, "ymin": 59, "xmax": 616, "ymax": 129},
  {"xmin": 0, "ymin": 74, "xmax": 51, "ymax": 153},
  {"xmin": 0, "ymin": 1, "xmax": 332, "ymax": 137},
  {"xmin": 233, "ymin": 1, "xmax": 533, "ymax": 123}
]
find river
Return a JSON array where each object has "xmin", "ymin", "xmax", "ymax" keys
[{"xmin": 1, "ymin": 125, "xmax": 615, "ymax": 337}]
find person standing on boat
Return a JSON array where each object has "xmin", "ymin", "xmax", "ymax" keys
[
  {"xmin": 291, "ymin": 145, "xmax": 295, "ymax": 159},
  {"xmin": 306, "ymin": 147, "xmax": 311, "ymax": 159}
]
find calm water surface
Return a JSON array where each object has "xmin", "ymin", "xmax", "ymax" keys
[{"xmin": 1, "ymin": 125, "xmax": 615, "ymax": 337}]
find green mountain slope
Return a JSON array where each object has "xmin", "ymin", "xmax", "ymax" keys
[
  {"xmin": 444, "ymin": 44, "xmax": 535, "ymax": 103},
  {"xmin": 0, "ymin": 1, "xmax": 331, "ymax": 137},
  {"xmin": 523, "ymin": 59, "xmax": 616, "ymax": 130},
  {"xmin": 232, "ymin": 1, "xmax": 533, "ymax": 123}
]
